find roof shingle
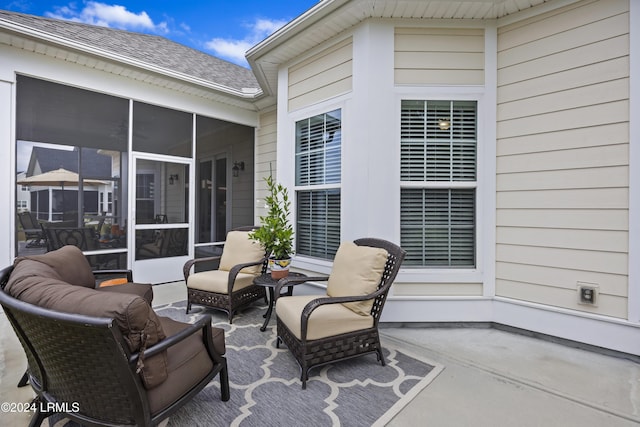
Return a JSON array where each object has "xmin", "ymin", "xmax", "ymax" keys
[{"xmin": 0, "ymin": 10, "xmax": 260, "ymax": 92}]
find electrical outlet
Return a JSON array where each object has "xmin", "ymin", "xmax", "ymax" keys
[{"xmin": 577, "ymin": 282, "xmax": 599, "ymax": 306}]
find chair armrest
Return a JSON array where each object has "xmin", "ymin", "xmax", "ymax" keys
[
  {"xmin": 93, "ymin": 269, "xmax": 133, "ymax": 282},
  {"xmin": 129, "ymin": 315, "xmax": 225, "ymax": 364},
  {"xmin": 227, "ymin": 256, "xmax": 268, "ymax": 293},
  {"xmin": 183, "ymin": 256, "xmax": 222, "ymax": 281},
  {"xmin": 273, "ymin": 276, "xmax": 329, "ymax": 301}
]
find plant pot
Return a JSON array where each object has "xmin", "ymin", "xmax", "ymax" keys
[{"xmin": 269, "ymin": 258, "xmax": 291, "ymax": 279}]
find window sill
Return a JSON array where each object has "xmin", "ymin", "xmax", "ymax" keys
[{"xmin": 291, "ymin": 256, "xmax": 334, "ymax": 275}]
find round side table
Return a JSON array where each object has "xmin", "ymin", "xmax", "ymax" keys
[{"xmin": 253, "ymin": 272, "xmax": 307, "ymax": 332}]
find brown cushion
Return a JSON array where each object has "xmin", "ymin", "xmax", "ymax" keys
[
  {"xmin": 219, "ymin": 231, "xmax": 264, "ymax": 274},
  {"xmin": 326, "ymin": 241, "xmax": 388, "ymax": 315},
  {"xmin": 147, "ymin": 317, "xmax": 225, "ymax": 414},
  {"xmin": 5, "ymin": 259, "xmax": 167, "ymax": 388},
  {"xmin": 14, "ymin": 245, "xmax": 95, "ymax": 288},
  {"xmin": 97, "ymin": 282, "xmax": 154, "ymax": 305}
]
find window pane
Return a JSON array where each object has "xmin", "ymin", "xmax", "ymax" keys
[
  {"xmin": 296, "ymin": 189, "xmax": 341, "ymax": 259},
  {"xmin": 401, "ymin": 100, "xmax": 476, "ymax": 182},
  {"xmin": 295, "ymin": 109, "xmax": 341, "ymax": 186},
  {"xmin": 400, "ymin": 189, "xmax": 475, "ymax": 267},
  {"xmin": 135, "ymin": 160, "xmax": 189, "ymax": 224},
  {"xmin": 295, "ymin": 109, "xmax": 342, "ymax": 260},
  {"xmin": 135, "ymin": 227, "xmax": 188, "ymax": 260}
]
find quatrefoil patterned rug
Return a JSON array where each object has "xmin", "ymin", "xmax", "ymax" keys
[{"xmin": 155, "ymin": 301, "xmax": 443, "ymax": 427}]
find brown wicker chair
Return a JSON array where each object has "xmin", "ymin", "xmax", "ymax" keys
[
  {"xmin": 183, "ymin": 226, "xmax": 268, "ymax": 323},
  {"xmin": 274, "ymin": 238, "xmax": 406, "ymax": 389},
  {"xmin": 0, "ymin": 264, "xmax": 230, "ymax": 427}
]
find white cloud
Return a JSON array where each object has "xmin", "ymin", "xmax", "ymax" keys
[
  {"xmin": 205, "ymin": 18, "xmax": 288, "ymax": 65},
  {"xmin": 46, "ymin": 1, "xmax": 167, "ymax": 33}
]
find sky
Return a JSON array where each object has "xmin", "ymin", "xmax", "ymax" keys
[{"xmin": 2, "ymin": 0, "xmax": 320, "ymax": 67}]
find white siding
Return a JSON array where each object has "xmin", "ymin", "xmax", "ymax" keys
[
  {"xmin": 288, "ymin": 38, "xmax": 353, "ymax": 111},
  {"xmin": 394, "ymin": 27, "xmax": 484, "ymax": 85},
  {"xmin": 495, "ymin": 0, "xmax": 630, "ymax": 318},
  {"xmin": 230, "ymin": 128, "xmax": 255, "ymax": 229},
  {"xmin": 255, "ymin": 109, "xmax": 278, "ymax": 222}
]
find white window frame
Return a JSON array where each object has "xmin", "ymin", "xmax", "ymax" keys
[
  {"xmin": 400, "ymin": 99, "xmax": 478, "ymax": 268},
  {"xmin": 395, "ymin": 88, "xmax": 488, "ymax": 284},
  {"xmin": 294, "ymin": 108, "xmax": 342, "ymax": 261},
  {"xmin": 282, "ymin": 97, "xmax": 349, "ymax": 273}
]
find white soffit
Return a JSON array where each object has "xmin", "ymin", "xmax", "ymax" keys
[{"xmin": 246, "ymin": 0, "xmax": 568, "ymax": 96}]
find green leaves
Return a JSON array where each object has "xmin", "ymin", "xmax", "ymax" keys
[{"xmin": 249, "ymin": 175, "xmax": 294, "ymax": 259}]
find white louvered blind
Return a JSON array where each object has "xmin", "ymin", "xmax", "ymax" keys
[
  {"xmin": 400, "ymin": 100, "xmax": 477, "ymax": 267},
  {"xmin": 296, "ymin": 189, "xmax": 341, "ymax": 258},
  {"xmin": 295, "ymin": 109, "xmax": 341, "ymax": 259}
]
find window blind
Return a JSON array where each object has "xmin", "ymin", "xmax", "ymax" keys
[
  {"xmin": 296, "ymin": 189, "xmax": 341, "ymax": 259},
  {"xmin": 400, "ymin": 100, "xmax": 477, "ymax": 267},
  {"xmin": 401, "ymin": 100, "xmax": 476, "ymax": 182},
  {"xmin": 295, "ymin": 109, "xmax": 342, "ymax": 259},
  {"xmin": 400, "ymin": 189, "xmax": 475, "ymax": 266},
  {"xmin": 296, "ymin": 110, "xmax": 341, "ymax": 186}
]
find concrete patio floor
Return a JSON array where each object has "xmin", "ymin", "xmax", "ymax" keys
[{"xmin": 1, "ymin": 281, "xmax": 639, "ymax": 426}]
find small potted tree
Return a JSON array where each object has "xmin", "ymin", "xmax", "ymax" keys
[{"xmin": 250, "ymin": 175, "xmax": 294, "ymax": 279}]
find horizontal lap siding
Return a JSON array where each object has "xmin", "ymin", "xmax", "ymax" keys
[
  {"xmin": 255, "ymin": 110, "xmax": 277, "ymax": 221},
  {"xmin": 288, "ymin": 38, "xmax": 353, "ymax": 111},
  {"xmin": 394, "ymin": 28, "xmax": 484, "ymax": 85},
  {"xmin": 495, "ymin": 0, "xmax": 630, "ymax": 318}
]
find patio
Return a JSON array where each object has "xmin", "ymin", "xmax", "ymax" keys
[{"xmin": 1, "ymin": 281, "xmax": 637, "ymax": 426}]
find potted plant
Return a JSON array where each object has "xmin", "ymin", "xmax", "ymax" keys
[{"xmin": 249, "ymin": 175, "xmax": 294, "ymax": 279}]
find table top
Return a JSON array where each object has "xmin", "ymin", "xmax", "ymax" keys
[{"xmin": 254, "ymin": 272, "xmax": 307, "ymax": 287}]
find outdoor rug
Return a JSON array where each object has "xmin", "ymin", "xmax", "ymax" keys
[
  {"xmin": 46, "ymin": 301, "xmax": 443, "ymax": 427},
  {"xmin": 160, "ymin": 301, "xmax": 443, "ymax": 427}
]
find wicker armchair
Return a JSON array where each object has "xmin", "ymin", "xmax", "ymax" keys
[
  {"xmin": 274, "ymin": 238, "xmax": 406, "ymax": 389},
  {"xmin": 0, "ymin": 264, "xmax": 230, "ymax": 427},
  {"xmin": 17, "ymin": 211, "xmax": 45, "ymax": 248},
  {"xmin": 184, "ymin": 226, "xmax": 268, "ymax": 323}
]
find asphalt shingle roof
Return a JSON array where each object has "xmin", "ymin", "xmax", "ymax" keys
[{"xmin": 0, "ymin": 10, "xmax": 260, "ymax": 92}]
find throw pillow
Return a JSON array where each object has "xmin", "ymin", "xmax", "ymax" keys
[
  {"xmin": 326, "ymin": 241, "xmax": 388, "ymax": 316},
  {"xmin": 219, "ymin": 230, "xmax": 265, "ymax": 274}
]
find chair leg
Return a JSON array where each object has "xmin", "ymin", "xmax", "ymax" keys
[
  {"xmin": 28, "ymin": 398, "xmax": 46, "ymax": 427},
  {"xmin": 377, "ymin": 347, "xmax": 386, "ymax": 366},
  {"xmin": 18, "ymin": 370, "xmax": 29, "ymax": 387},
  {"xmin": 185, "ymin": 301, "xmax": 191, "ymax": 314},
  {"xmin": 219, "ymin": 361, "xmax": 230, "ymax": 402}
]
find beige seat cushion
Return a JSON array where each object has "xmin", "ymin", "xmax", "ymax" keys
[
  {"xmin": 326, "ymin": 241, "xmax": 388, "ymax": 315},
  {"xmin": 276, "ymin": 295, "xmax": 374, "ymax": 341},
  {"xmin": 187, "ymin": 270, "xmax": 257, "ymax": 294},
  {"xmin": 219, "ymin": 231, "xmax": 264, "ymax": 274}
]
